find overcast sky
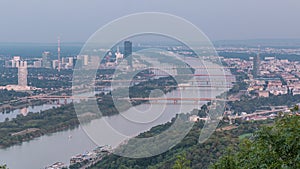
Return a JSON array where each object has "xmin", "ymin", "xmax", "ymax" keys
[{"xmin": 0, "ymin": 0, "xmax": 299, "ymax": 43}]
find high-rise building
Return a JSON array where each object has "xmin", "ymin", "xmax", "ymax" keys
[
  {"xmin": 11, "ymin": 56, "xmax": 21, "ymax": 68},
  {"xmin": 115, "ymin": 46, "xmax": 124, "ymax": 64},
  {"xmin": 57, "ymin": 36, "xmax": 61, "ymax": 71},
  {"xmin": 11, "ymin": 60, "xmax": 16, "ymax": 68},
  {"xmin": 13, "ymin": 56, "xmax": 21, "ymax": 61},
  {"xmin": 52, "ymin": 60, "xmax": 59, "ymax": 69},
  {"xmin": 124, "ymin": 41, "xmax": 132, "ymax": 68},
  {"xmin": 89, "ymin": 56, "xmax": 100, "ymax": 69},
  {"xmin": 83, "ymin": 55, "xmax": 89, "ymax": 66},
  {"xmin": 18, "ymin": 61, "xmax": 28, "ymax": 87},
  {"xmin": 5, "ymin": 60, "xmax": 10, "ymax": 67},
  {"xmin": 42, "ymin": 51, "xmax": 51, "ymax": 68},
  {"xmin": 73, "ymin": 56, "xmax": 77, "ymax": 68},
  {"xmin": 68, "ymin": 57, "xmax": 73, "ymax": 65},
  {"xmin": 15, "ymin": 61, "xmax": 20, "ymax": 68},
  {"xmin": 33, "ymin": 60, "xmax": 42, "ymax": 68},
  {"xmin": 253, "ymin": 51, "xmax": 260, "ymax": 78},
  {"xmin": 61, "ymin": 57, "xmax": 66, "ymax": 65}
]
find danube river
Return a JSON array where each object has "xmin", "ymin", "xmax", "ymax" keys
[{"xmin": 0, "ymin": 60, "xmax": 234, "ymax": 169}]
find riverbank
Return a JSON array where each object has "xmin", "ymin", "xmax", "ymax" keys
[
  {"xmin": 0, "ymin": 103, "xmax": 79, "ymax": 148},
  {"xmin": 45, "ymin": 146, "xmax": 112, "ymax": 169},
  {"xmin": 0, "ymin": 76, "xmax": 179, "ymax": 148},
  {"xmin": 0, "ymin": 99, "xmax": 49, "ymax": 114}
]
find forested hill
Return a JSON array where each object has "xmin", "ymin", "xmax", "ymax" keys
[
  {"xmin": 212, "ymin": 108, "xmax": 300, "ymax": 169},
  {"xmin": 88, "ymin": 113, "xmax": 276, "ymax": 169}
]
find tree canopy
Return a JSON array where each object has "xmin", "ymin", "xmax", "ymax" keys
[
  {"xmin": 0, "ymin": 165, "xmax": 7, "ymax": 169},
  {"xmin": 211, "ymin": 109, "xmax": 300, "ymax": 169}
]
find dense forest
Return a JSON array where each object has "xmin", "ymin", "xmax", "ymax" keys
[{"xmin": 0, "ymin": 165, "xmax": 7, "ymax": 169}]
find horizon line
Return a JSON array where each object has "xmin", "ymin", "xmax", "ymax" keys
[{"xmin": 1, "ymin": 38, "xmax": 300, "ymax": 44}]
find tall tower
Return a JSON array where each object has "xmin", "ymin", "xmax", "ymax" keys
[
  {"xmin": 42, "ymin": 51, "xmax": 51, "ymax": 68},
  {"xmin": 18, "ymin": 61, "xmax": 28, "ymax": 87},
  {"xmin": 253, "ymin": 47, "xmax": 261, "ymax": 78},
  {"xmin": 124, "ymin": 41, "xmax": 132, "ymax": 68},
  {"xmin": 58, "ymin": 36, "xmax": 61, "ymax": 72}
]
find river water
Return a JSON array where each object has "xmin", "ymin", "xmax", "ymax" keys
[
  {"xmin": 0, "ymin": 60, "xmax": 234, "ymax": 169},
  {"xmin": 0, "ymin": 99, "xmax": 74, "ymax": 122},
  {"xmin": 0, "ymin": 104, "xmax": 59, "ymax": 122}
]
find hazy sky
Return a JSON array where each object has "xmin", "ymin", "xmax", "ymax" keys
[{"xmin": 0, "ymin": 0, "xmax": 299, "ymax": 43}]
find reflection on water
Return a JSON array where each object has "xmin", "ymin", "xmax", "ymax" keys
[{"xmin": 0, "ymin": 99, "xmax": 74, "ymax": 122}]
